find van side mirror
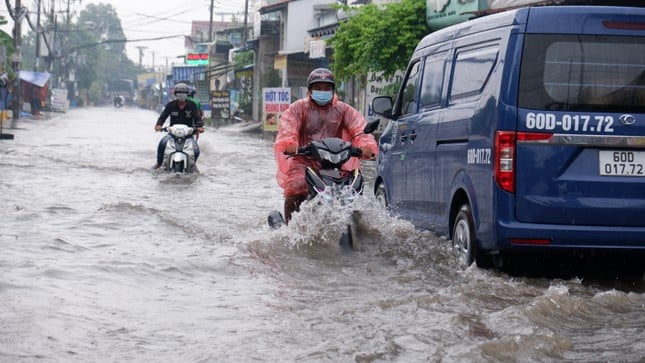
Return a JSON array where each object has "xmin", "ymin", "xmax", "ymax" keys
[{"xmin": 371, "ymin": 96, "xmax": 394, "ymax": 118}]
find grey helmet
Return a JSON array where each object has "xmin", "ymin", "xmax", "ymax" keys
[{"xmin": 174, "ymin": 83, "xmax": 189, "ymax": 95}]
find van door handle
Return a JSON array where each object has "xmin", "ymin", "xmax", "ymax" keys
[{"xmin": 400, "ymin": 131, "xmax": 416, "ymax": 144}]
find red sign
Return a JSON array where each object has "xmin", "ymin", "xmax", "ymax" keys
[{"xmin": 186, "ymin": 53, "xmax": 209, "ymax": 65}]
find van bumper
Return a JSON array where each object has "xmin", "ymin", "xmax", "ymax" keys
[{"xmin": 493, "ymin": 221, "xmax": 645, "ymax": 251}]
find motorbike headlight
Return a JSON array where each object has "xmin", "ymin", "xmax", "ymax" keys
[
  {"xmin": 318, "ymin": 149, "xmax": 348, "ymax": 164},
  {"xmin": 169, "ymin": 126, "xmax": 192, "ymax": 138},
  {"xmin": 337, "ymin": 150, "xmax": 350, "ymax": 162}
]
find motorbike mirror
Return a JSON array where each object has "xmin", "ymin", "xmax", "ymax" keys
[{"xmin": 363, "ymin": 119, "xmax": 380, "ymax": 135}]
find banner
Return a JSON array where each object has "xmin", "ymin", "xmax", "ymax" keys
[
  {"xmin": 211, "ymin": 90, "xmax": 230, "ymax": 120},
  {"xmin": 50, "ymin": 88, "xmax": 69, "ymax": 112},
  {"xmin": 262, "ymin": 87, "xmax": 290, "ymax": 132},
  {"xmin": 364, "ymin": 71, "xmax": 404, "ymax": 133}
]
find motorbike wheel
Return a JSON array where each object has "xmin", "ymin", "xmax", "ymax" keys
[
  {"xmin": 172, "ymin": 162, "xmax": 184, "ymax": 173},
  {"xmin": 339, "ymin": 223, "xmax": 354, "ymax": 251},
  {"xmin": 267, "ymin": 210, "xmax": 285, "ymax": 230}
]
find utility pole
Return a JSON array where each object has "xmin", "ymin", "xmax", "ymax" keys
[
  {"xmin": 243, "ymin": 0, "xmax": 249, "ymax": 44},
  {"xmin": 208, "ymin": 0, "xmax": 214, "ymax": 42},
  {"xmin": 47, "ymin": 2, "xmax": 55, "ymax": 72},
  {"xmin": 12, "ymin": 0, "xmax": 23, "ymax": 120},
  {"xmin": 34, "ymin": 0, "xmax": 42, "ymax": 70},
  {"xmin": 136, "ymin": 46, "xmax": 148, "ymax": 68}
]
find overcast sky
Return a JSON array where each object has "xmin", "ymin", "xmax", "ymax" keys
[{"xmin": 2, "ymin": 0, "xmax": 251, "ymax": 69}]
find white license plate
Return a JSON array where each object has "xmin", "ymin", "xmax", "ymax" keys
[{"xmin": 599, "ymin": 150, "xmax": 645, "ymax": 176}]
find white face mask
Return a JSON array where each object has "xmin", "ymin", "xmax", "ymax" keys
[
  {"xmin": 311, "ymin": 90, "xmax": 333, "ymax": 106},
  {"xmin": 176, "ymin": 93, "xmax": 188, "ymax": 102}
]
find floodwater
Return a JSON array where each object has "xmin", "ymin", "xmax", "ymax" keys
[{"xmin": 1, "ymin": 107, "xmax": 643, "ymax": 362}]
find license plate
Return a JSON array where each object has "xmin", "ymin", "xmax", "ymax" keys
[{"xmin": 599, "ymin": 150, "xmax": 645, "ymax": 176}]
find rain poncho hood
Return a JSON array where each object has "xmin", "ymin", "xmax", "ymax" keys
[{"xmin": 274, "ymin": 94, "xmax": 378, "ymax": 197}]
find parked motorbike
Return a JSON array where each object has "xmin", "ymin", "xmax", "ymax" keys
[
  {"xmin": 268, "ymin": 120, "xmax": 379, "ymax": 250},
  {"xmin": 160, "ymin": 124, "xmax": 198, "ymax": 173}
]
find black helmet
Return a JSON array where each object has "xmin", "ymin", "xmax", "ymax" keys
[
  {"xmin": 307, "ymin": 68, "xmax": 335, "ymax": 89},
  {"xmin": 188, "ymin": 86, "xmax": 196, "ymax": 97},
  {"xmin": 174, "ymin": 83, "xmax": 189, "ymax": 95}
]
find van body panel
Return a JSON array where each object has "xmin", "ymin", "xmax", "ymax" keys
[{"xmin": 375, "ymin": 5, "xmax": 645, "ymax": 260}]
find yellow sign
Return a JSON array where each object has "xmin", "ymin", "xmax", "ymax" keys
[{"xmin": 274, "ymin": 54, "xmax": 287, "ymax": 70}]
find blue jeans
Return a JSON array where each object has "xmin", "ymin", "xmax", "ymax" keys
[{"xmin": 156, "ymin": 135, "xmax": 200, "ymax": 164}]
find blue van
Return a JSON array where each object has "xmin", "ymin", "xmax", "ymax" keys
[{"xmin": 371, "ymin": 5, "xmax": 645, "ymax": 267}]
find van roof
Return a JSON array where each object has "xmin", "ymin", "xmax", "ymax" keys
[{"xmin": 415, "ymin": 5, "xmax": 645, "ymax": 52}]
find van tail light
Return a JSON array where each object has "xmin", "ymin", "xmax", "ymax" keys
[
  {"xmin": 494, "ymin": 131, "xmax": 516, "ymax": 193},
  {"xmin": 494, "ymin": 131, "xmax": 553, "ymax": 193}
]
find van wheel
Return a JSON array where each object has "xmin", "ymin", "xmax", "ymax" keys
[
  {"xmin": 375, "ymin": 183, "xmax": 388, "ymax": 209},
  {"xmin": 452, "ymin": 204, "xmax": 476, "ymax": 267}
]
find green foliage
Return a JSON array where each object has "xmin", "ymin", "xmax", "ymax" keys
[
  {"xmin": 75, "ymin": 3, "xmax": 140, "ymax": 85},
  {"xmin": 381, "ymin": 82, "xmax": 401, "ymax": 99},
  {"xmin": 328, "ymin": 0, "xmax": 428, "ymax": 82},
  {"xmin": 20, "ymin": 2, "xmax": 140, "ymax": 103},
  {"xmin": 88, "ymin": 81, "xmax": 104, "ymax": 104},
  {"xmin": 0, "ymin": 30, "xmax": 16, "ymax": 74},
  {"xmin": 261, "ymin": 67, "xmax": 281, "ymax": 88},
  {"xmin": 77, "ymin": 4, "xmax": 127, "ymax": 54},
  {"xmin": 232, "ymin": 50, "xmax": 253, "ymax": 68}
]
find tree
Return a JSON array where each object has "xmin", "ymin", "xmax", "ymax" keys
[
  {"xmin": 74, "ymin": 4, "xmax": 139, "ymax": 91},
  {"xmin": 20, "ymin": 3, "xmax": 141, "ymax": 104},
  {"xmin": 0, "ymin": 30, "xmax": 16, "ymax": 74},
  {"xmin": 328, "ymin": 0, "xmax": 428, "ymax": 82}
]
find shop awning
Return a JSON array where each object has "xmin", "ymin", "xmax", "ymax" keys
[{"xmin": 19, "ymin": 71, "xmax": 51, "ymax": 87}]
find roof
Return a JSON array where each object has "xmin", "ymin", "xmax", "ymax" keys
[
  {"xmin": 259, "ymin": 0, "xmax": 293, "ymax": 15},
  {"xmin": 308, "ymin": 22, "xmax": 339, "ymax": 38}
]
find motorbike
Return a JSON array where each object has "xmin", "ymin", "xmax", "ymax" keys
[
  {"xmin": 160, "ymin": 124, "xmax": 199, "ymax": 173},
  {"xmin": 268, "ymin": 120, "xmax": 379, "ymax": 250},
  {"xmin": 114, "ymin": 95, "xmax": 123, "ymax": 108}
]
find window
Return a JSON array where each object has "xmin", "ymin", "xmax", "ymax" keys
[
  {"xmin": 519, "ymin": 34, "xmax": 645, "ymax": 113},
  {"xmin": 450, "ymin": 45, "xmax": 499, "ymax": 100},
  {"xmin": 399, "ymin": 61, "xmax": 422, "ymax": 117},
  {"xmin": 419, "ymin": 53, "xmax": 447, "ymax": 108}
]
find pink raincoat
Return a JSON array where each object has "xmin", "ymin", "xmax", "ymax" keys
[{"xmin": 274, "ymin": 94, "xmax": 378, "ymax": 197}]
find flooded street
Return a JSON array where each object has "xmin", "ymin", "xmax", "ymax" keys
[{"xmin": 1, "ymin": 107, "xmax": 643, "ymax": 362}]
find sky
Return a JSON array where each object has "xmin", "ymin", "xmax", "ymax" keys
[{"xmin": 2, "ymin": 0, "xmax": 251, "ymax": 70}]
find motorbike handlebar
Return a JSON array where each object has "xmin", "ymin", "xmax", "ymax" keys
[
  {"xmin": 283, "ymin": 145, "xmax": 364, "ymax": 157},
  {"xmin": 350, "ymin": 146, "xmax": 363, "ymax": 157}
]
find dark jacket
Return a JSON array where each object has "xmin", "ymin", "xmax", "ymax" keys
[{"xmin": 156, "ymin": 100, "xmax": 204, "ymax": 128}]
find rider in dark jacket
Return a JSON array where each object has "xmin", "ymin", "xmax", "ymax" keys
[{"xmin": 153, "ymin": 83, "xmax": 204, "ymax": 168}]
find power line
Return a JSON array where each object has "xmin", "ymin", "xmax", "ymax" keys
[{"xmin": 66, "ymin": 33, "xmax": 186, "ymax": 52}]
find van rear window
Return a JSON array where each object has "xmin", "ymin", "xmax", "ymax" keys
[{"xmin": 518, "ymin": 34, "xmax": 645, "ymax": 113}]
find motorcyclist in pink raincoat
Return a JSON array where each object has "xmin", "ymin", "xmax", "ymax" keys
[{"xmin": 274, "ymin": 68, "xmax": 378, "ymax": 223}]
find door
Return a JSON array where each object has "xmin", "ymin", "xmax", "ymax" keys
[{"xmin": 515, "ymin": 33, "xmax": 645, "ymax": 227}]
